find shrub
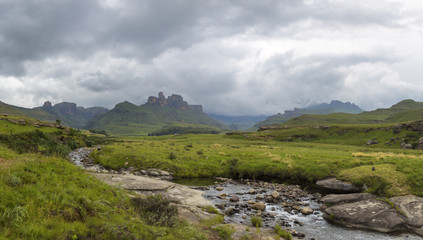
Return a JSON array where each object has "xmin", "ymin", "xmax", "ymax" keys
[
  {"xmin": 202, "ymin": 205, "xmax": 220, "ymax": 214},
  {"xmin": 274, "ymin": 225, "xmax": 292, "ymax": 240},
  {"xmin": 214, "ymin": 224, "xmax": 235, "ymax": 240},
  {"xmin": 169, "ymin": 152, "xmax": 177, "ymax": 160},
  {"xmin": 250, "ymin": 216, "xmax": 262, "ymax": 228},
  {"xmin": 131, "ymin": 195, "xmax": 178, "ymax": 227}
]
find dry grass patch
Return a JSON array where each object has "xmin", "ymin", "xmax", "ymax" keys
[{"xmin": 352, "ymin": 152, "xmax": 423, "ymax": 160}]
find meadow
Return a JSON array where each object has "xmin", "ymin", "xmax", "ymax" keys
[{"xmin": 93, "ymin": 129, "xmax": 423, "ymax": 197}]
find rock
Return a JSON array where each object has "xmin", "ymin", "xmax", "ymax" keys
[
  {"xmin": 271, "ymin": 190, "xmax": 280, "ymax": 199},
  {"xmin": 256, "ymin": 194, "xmax": 264, "ymax": 200},
  {"xmin": 293, "ymin": 205, "xmax": 302, "ymax": 212},
  {"xmin": 140, "ymin": 170, "xmax": 147, "ymax": 175},
  {"xmin": 92, "ymin": 173, "xmax": 213, "ymax": 207},
  {"xmin": 149, "ymin": 171, "xmax": 160, "ymax": 177},
  {"xmin": 366, "ymin": 139, "xmax": 379, "ymax": 145},
  {"xmin": 160, "ymin": 170, "xmax": 170, "ymax": 176},
  {"xmin": 225, "ymin": 207, "xmax": 236, "ymax": 216},
  {"xmin": 323, "ymin": 199, "xmax": 406, "ymax": 233},
  {"xmin": 390, "ymin": 195, "xmax": 423, "ymax": 237},
  {"xmin": 247, "ymin": 201, "xmax": 255, "ymax": 204},
  {"xmin": 217, "ymin": 193, "xmax": 227, "ymax": 199},
  {"xmin": 133, "ymin": 171, "xmax": 142, "ymax": 176},
  {"xmin": 301, "ymin": 207, "xmax": 313, "ymax": 215},
  {"xmin": 230, "ymin": 195, "xmax": 240, "ymax": 202},
  {"xmin": 316, "ymin": 178, "xmax": 360, "ymax": 193},
  {"xmin": 216, "ymin": 187, "xmax": 224, "ymax": 191},
  {"xmin": 401, "ymin": 139, "xmax": 413, "ymax": 149},
  {"xmin": 248, "ymin": 189, "xmax": 256, "ymax": 194},
  {"xmin": 252, "ymin": 202, "xmax": 266, "ymax": 211},
  {"xmin": 128, "ymin": 167, "xmax": 135, "ymax": 172},
  {"xmin": 322, "ymin": 193, "xmax": 375, "ymax": 205},
  {"xmin": 419, "ymin": 137, "xmax": 423, "ymax": 150}
]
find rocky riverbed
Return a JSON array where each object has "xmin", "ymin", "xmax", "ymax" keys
[
  {"xmin": 202, "ymin": 179, "xmax": 423, "ymax": 240},
  {"xmin": 69, "ymin": 147, "xmax": 423, "ymax": 240}
]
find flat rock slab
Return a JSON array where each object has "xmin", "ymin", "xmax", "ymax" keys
[
  {"xmin": 316, "ymin": 178, "xmax": 360, "ymax": 193},
  {"xmin": 391, "ymin": 195, "xmax": 423, "ymax": 236},
  {"xmin": 323, "ymin": 193, "xmax": 375, "ymax": 205},
  {"xmin": 93, "ymin": 173, "xmax": 173, "ymax": 191},
  {"xmin": 93, "ymin": 173, "xmax": 212, "ymax": 207},
  {"xmin": 324, "ymin": 199, "xmax": 406, "ymax": 233}
]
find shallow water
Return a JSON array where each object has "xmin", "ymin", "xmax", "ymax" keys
[
  {"xmin": 170, "ymin": 178, "xmax": 221, "ymax": 186},
  {"xmin": 203, "ymin": 183, "xmax": 421, "ymax": 240}
]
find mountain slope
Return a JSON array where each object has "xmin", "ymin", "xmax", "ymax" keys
[
  {"xmin": 86, "ymin": 92, "xmax": 228, "ymax": 136},
  {"xmin": 285, "ymin": 99, "xmax": 423, "ymax": 126},
  {"xmin": 254, "ymin": 100, "xmax": 363, "ymax": 129}
]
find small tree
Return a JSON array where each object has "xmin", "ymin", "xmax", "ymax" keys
[{"xmin": 56, "ymin": 119, "xmax": 61, "ymax": 125}]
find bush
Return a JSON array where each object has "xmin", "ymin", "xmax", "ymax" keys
[
  {"xmin": 131, "ymin": 195, "xmax": 178, "ymax": 227},
  {"xmin": 274, "ymin": 225, "xmax": 292, "ymax": 240},
  {"xmin": 250, "ymin": 216, "xmax": 262, "ymax": 228},
  {"xmin": 169, "ymin": 152, "xmax": 177, "ymax": 160},
  {"xmin": 214, "ymin": 225, "xmax": 235, "ymax": 240}
]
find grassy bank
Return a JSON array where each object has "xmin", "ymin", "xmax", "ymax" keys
[
  {"xmin": 93, "ymin": 133, "xmax": 423, "ymax": 197},
  {"xmin": 0, "ymin": 119, "xmax": 207, "ymax": 240}
]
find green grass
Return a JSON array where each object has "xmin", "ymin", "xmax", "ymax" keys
[
  {"xmin": 0, "ymin": 118, "xmax": 207, "ymax": 240},
  {"xmin": 0, "ymin": 151, "xmax": 206, "ymax": 239},
  {"xmin": 92, "ymin": 132, "xmax": 423, "ymax": 196}
]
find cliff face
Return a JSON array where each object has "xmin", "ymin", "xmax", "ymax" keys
[{"xmin": 147, "ymin": 92, "xmax": 203, "ymax": 112}]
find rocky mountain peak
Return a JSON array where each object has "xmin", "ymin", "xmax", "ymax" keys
[
  {"xmin": 43, "ymin": 101, "xmax": 52, "ymax": 108},
  {"xmin": 146, "ymin": 92, "xmax": 203, "ymax": 112}
]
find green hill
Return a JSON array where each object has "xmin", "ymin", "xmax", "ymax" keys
[
  {"xmin": 284, "ymin": 99, "xmax": 423, "ymax": 126},
  {"xmin": 86, "ymin": 92, "xmax": 228, "ymax": 136},
  {"xmin": 253, "ymin": 100, "xmax": 363, "ymax": 129},
  {"xmin": 0, "ymin": 101, "xmax": 108, "ymax": 129}
]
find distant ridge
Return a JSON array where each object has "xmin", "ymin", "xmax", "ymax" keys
[
  {"xmin": 253, "ymin": 100, "xmax": 363, "ymax": 129},
  {"xmin": 284, "ymin": 99, "xmax": 423, "ymax": 126},
  {"xmin": 0, "ymin": 100, "xmax": 108, "ymax": 129}
]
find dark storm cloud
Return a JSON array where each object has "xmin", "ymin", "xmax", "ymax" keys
[
  {"xmin": 0, "ymin": 0, "xmax": 404, "ymax": 74},
  {"xmin": 1, "ymin": 0, "xmax": 421, "ymax": 115}
]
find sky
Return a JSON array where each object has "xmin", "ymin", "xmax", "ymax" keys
[{"xmin": 1, "ymin": 0, "xmax": 423, "ymax": 116}]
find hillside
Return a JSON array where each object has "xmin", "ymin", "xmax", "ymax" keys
[
  {"xmin": 86, "ymin": 92, "xmax": 228, "ymax": 136},
  {"xmin": 285, "ymin": 99, "xmax": 423, "ymax": 126},
  {"xmin": 253, "ymin": 100, "xmax": 363, "ymax": 129},
  {"xmin": 0, "ymin": 101, "xmax": 108, "ymax": 129}
]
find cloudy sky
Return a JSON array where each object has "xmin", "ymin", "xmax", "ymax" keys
[{"xmin": 1, "ymin": 0, "xmax": 423, "ymax": 116}]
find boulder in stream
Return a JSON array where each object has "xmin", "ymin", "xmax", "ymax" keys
[
  {"xmin": 390, "ymin": 195, "xmax": 423, "ymax": 237},
  {"xmin": 316, "ymin": 178, "xmax": 360, "ymax": 193},
  {"xmin": 322, "ymin": 193, "xmax": 375, "ymax": 205},
  {"xmin": 252, "ymin": 202, "xmax": 266, "ymax": 211},
  {"xmin": 323, "ymin": 199, "xmax": 406, "ymax": 233}
]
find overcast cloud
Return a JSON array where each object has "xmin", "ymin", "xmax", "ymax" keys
[{"xmin": 1, "ymin": 0, "xmax": 423, "ymax": 115}]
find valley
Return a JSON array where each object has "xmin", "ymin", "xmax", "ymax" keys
[{"xmin": 2, "ymin": 97, "xmax": 423, "ymax": 239}]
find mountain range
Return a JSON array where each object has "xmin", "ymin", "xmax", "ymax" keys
[
  {"xmin": 283, "ymin": 99, "xmax": 423, "ymax": 126},
  {"xmin": 3, "ymin": 95, "xmax": 423, "ymax": 136},
  {"xmin": 253, "ymin": 100, "xmax": 363, "ymax": 129},
  {"xmin": 0, "ymin": 100, "xmax": 108, "ymax": 129}
]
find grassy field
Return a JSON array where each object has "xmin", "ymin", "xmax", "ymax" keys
[
  {"xmin": 0, "ymin": 119, "xmax": 208, "ymax": 240},
  {"xmin": 93, "ymin": 131, "xmax": 423, "ymax": 197}
]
